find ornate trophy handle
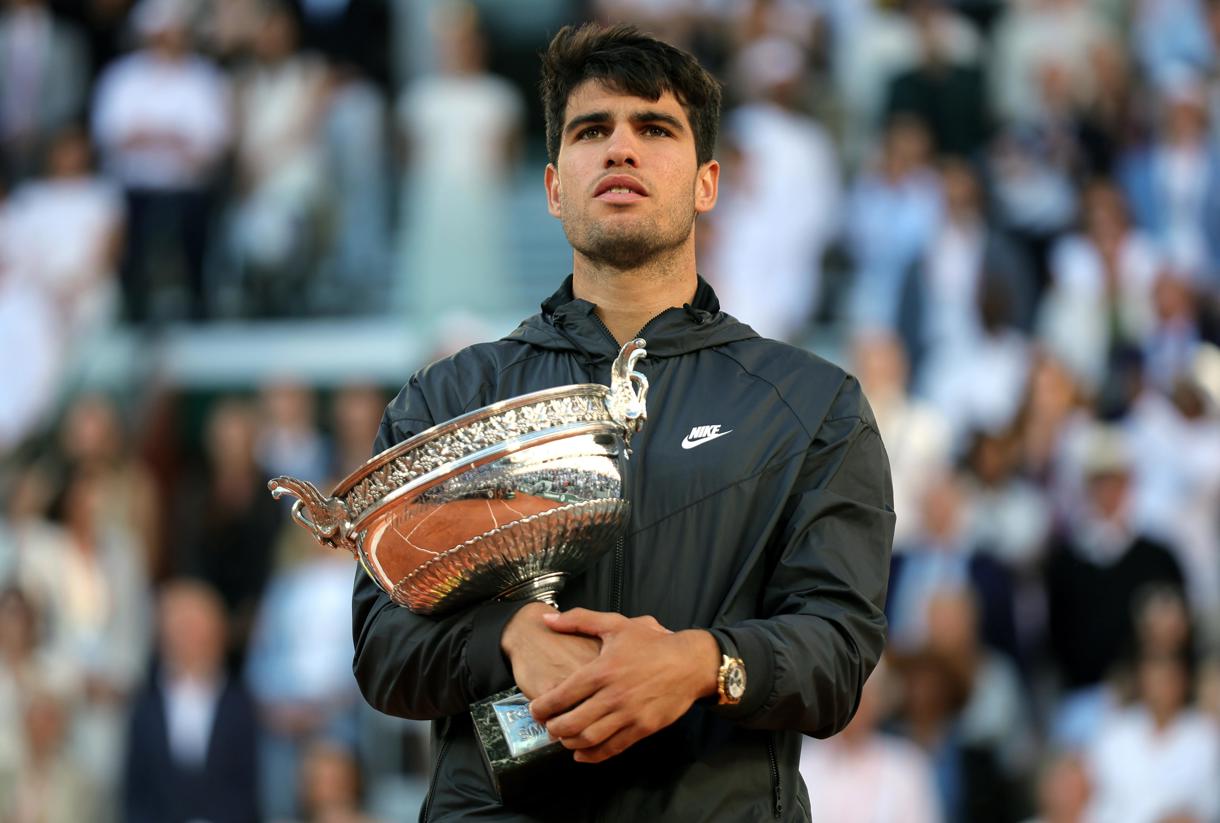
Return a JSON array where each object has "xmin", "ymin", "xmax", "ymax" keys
[
  {"xmin": 607, "ymin": 338, "xmax": 649, "ymax": 440},
  {"xmin": 268, "ymin": 476, "xmax": 353, "ymax": 553}
]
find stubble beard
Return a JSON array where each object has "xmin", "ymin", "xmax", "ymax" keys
[{"xmin": 561, "ymin": 191, "xmax": 697, "ymax": 272}]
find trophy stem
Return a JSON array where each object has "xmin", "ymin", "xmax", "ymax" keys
[{"xmin": 497, "ymin": 572, "xmax": 567, "ymax": 607}]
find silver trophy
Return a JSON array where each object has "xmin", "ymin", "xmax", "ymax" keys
[{"xmin": 268, "ymin": 339, "xmax": 649, "ymax": 797}]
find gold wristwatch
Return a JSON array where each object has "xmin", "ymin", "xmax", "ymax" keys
[{"xmin": 716, "ymin": 645, "xmax": 747, "ymax": 706}]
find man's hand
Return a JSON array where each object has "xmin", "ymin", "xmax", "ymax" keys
[
  {"xmin": 500, "ymin": 602, "xmax": 601, "ymax": 699},
  {"xmin": 528, "ymin": 608, "xmax": 721, "ymax": 764}
]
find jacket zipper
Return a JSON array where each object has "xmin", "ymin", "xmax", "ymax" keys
[
  {"xmin": 421, "ymin": 736, "xmax": 452, "ymax": 823},
  {"xmin": 610, "ymin": 536, "xmax": 625, "ymax": 612},
  {"xmin": 587, "ymin": 310, "xmax": 639, "ymax": 617},
  {"xmin": 767, "ymin": 735, "xmax": 783, "ymax": 818},
  {"xmin": 589, "ymin": 312, "xmax": 620, "ymax": 356}
]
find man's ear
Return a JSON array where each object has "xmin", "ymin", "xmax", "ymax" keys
[
  {"xmin": 695, "ymin": 159, "xmax": 719, "ymax": 214},
  {"xmin": 545, "ymin": 164, "xmax": 561, "ymax": 218}
]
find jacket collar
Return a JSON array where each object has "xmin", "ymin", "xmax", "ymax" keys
[{"xmin": 505, "ymin": 274, "xmax": 758, "ymax": 361}]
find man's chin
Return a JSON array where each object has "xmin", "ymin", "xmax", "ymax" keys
[
  {"xmin": 579, "ymin": 240, "xmax": 667, "ymax": 270},
  {"xmin": 572, "ymin": 227, "xmax": 686, "ymax": 271}
]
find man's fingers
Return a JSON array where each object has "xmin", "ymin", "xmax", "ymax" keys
[
  {"xmin": 543, "ymin": 685, "xmax": 622, "ymax": 740},
  {"xmin": 633, "ymin": 615, "xmax": 672, "ymax": 634},
  {"xmin": 572, "ymin": 726, "xmax": 645, "ymax": 763},
  {"xmin": 543, "ymin": 607, "xmax": 625, "ymax": 637},
  {"xmin": 530, "ymin": 665, "xmax": 604, "ymax": 723},
  {"xmin": 553, "ymin": 708, "xmax": 624, "ymax": 751}
]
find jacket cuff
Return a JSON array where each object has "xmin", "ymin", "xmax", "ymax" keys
[
  {"xmin": 707, "ymin": 627, "xmax": 773, "ymax": 720},
  {"xmin": 467, "ymin": 599, "xmax": 534, "ymax": 698}
]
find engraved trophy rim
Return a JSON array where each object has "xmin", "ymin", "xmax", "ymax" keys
[
  {"xmin": 347, "ymin": 419, "xmax": 622, "ymax": 533},
  {"xmin": 330, "ymin": 383, "xmax": 612, "ymax": 500}
]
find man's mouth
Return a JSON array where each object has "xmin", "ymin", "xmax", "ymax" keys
[{"xmin": 595, "ymin": 176, "xmax": 648, "ymax": 202}]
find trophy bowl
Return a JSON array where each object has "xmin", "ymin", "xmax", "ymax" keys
[{"xmin": 267, "ymin": 339, "xmax": 649, "ymax": 615}]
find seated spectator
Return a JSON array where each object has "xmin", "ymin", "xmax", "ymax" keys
[
  {"xmin": 245, "ymin": 537, "xmax": 361, "ymax": 820},
  {"xmin": 832, "ymin": 1, "xmax": 981, "ymax": 164},
  {"xmin": 0, "ymin": 585, "xmax": 78, "ymax": 775},
  {"xmin": 123, "ymin": 579, "xmax": 260, "ymax": 823},
  {"xmin": 1126, "ymin": 379, "xmax": 1220, "ymax": 637},
  {"xmin": 917, "ymin": 251, "xmax": 1034, "ymax": 446},
  {"xmin": 909, "ymin": 158, "xmax": 1038, "ymax": 361},
  {"xmin": 1131, "ymin": 0, "xmax": 1215, "ymax": 87},
  {"xmin": 295, "ymin": 738, "xmax": 380, "ymax": 823},
  {"xmin": 961, "ymin": 428, "xmax": 1051, "ymax": 571},
  {"xmin": 173, "ymin": 398, "xmax": 281, "ymax": 660},
  {"xmin": 925, "ymin": 588, "xmax": 1036, "ymax": 785},
  {"xmin": 1119, "ymin": 72, "xmax": 1220, "ymax": 284},
  {"xmin": 4, "ymin": 126, "xmax": 124, "ymax": 341},
  {"xmin": 227, "ymin": 0, "xmax": 330, "ymax": 316},
  {"xmin": 845, "ymin": 113, "xmax": 943, "ymax": 332},
  {"xmin": 57, "ymin": 392, "xmax": 161, "ymax": 579},
  {"xmin": 1086, "ymin": 652, "xmax": 1220, "ymax": 823},
  {"xmin": 702, "ymin": 36, "xmax": 841, "ymax": 343},
  {"xmin": 257, "ymin": 379, "xmax": 330, "ymax": 487},
  {"xmin": 91, "ymin": 0, "xmax": 231, "ymax": 322},
  {"xmin": 1131, "ymin": 586, "xmax": 1196, "ymax": 661},
  {"xmin": 15, "ymin": 463, "xmax": 151, "ymax": 799},
  {"xmin": 329, "ymin": 383, "xmax": 387, "ymax": 482},
  {"xmin": 0, "ymin": 685, "xmax": 98, "ymax": 823},
  {"xmin": 396, "ymin": 3, "xmax": 521, "ymax": 323},
  {"xmin": 888, "ymin": 471, "xmax": 1020, "ymax": 663},
  {"xmin": 1011, "ymin": 353, "xmax": 1088, "ymax": 485},
  {"xmin": 885, "ymin": 0, "xmax": 990, "ymax": 160},
  {"xmin": 851, "ymin": 331, "xmax": 952, "ymax": 548},
  {"xmin": 1141, "ymin": 270, "xmax": 1204, "ymax": 393},
  {"xmin": 0, "ymin": 0, "xmax": 88, "ymax": 182},
  {"xmin": 1038, "ymin": 180, "xmax": 1161, "ymax": 390},
  {"xmin": 800, "ymin": 659, "xmax": 943, "ymax": 823},
  {"xmin": 1020, "ymin": 752, "xmax": 1093, "ymax": 823},
  {"xmin": 1043, "ymin": 423, "xmax": 1186, "ymax": 745},
  {"xmin": 889, "ymin": 646, "xmax": 1020, "ymax": 823},
  {"xmin": 989, "ymin": 0, "xmax": 1117, "ymax": 127}
]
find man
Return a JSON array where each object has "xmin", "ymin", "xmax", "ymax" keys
[{"xmin": 352, "ymin": 24, "xmax": 894, "ymax": 821}]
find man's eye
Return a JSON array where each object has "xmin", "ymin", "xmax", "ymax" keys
[
  {"xmin": 644, "ymin": 125, "xmax": 671, "ymax": 137},
  {"xmin": 578, "ymin": 126, "xmax": 606, "ymax": 139}
]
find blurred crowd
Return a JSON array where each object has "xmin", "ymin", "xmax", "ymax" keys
[{"xmin": 2, "ymin": 0, "xmax": 1220, "ymax": 821}]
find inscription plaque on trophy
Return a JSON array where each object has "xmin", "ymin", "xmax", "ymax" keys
[{"xmin": 268, "ymin": 339, "xmax": 649, "ymax": 798}]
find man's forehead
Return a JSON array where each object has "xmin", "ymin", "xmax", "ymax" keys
[{"xmin": 563, "ymin": 80, "xmax": 688, "ymax": 123}]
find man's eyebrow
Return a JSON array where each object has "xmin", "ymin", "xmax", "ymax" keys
[
  {"xmin": 564, "ymin": 111, "xmax": 611, "ymax": 136},
  {"xmin": 630, "ymin": 110, "xmax": 686, "ymax": 132},
  {"xmin": 563, "ymin": 109, "xmax": 687, "ymax": 137}
]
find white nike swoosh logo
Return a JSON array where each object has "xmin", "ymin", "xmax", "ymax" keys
[{"xmin": 681, "ymin": 430, "xmax": 733, "ymax": 449}]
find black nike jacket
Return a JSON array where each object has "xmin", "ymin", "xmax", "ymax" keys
[{"xmin": 352, "ymin": 276, "xmax": 895, "ymax": 822}]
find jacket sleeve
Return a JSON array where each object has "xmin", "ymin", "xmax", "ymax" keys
[
  {"xmin": 351, "ymin": 376, "xmax": 531, "ymax": 719},
  {"xmin": 708, "ymin": 377, "xmax": 894, "ymax": 737}
]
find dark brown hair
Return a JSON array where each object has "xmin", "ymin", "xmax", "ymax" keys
[{"xmin": 540, "ymin": 23, "xmax": 722, "ymax": 167}]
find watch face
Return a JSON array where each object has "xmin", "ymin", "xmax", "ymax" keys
[{"xmin": 726, "ymin": 663, "xmax": 746, "ymax": 699}]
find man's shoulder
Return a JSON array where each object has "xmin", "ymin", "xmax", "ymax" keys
[
  {"xmin": 714, "ymin": 336, "xmax": 872, "ymax": 433},
  {"xmin": 413, "ymin": 338, "xmax": 537, "ymax": 389},
  {"xmin": 387, "ymin": 337, "xmax": 541, "ymax": 425}
]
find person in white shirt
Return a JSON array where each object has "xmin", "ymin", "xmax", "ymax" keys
[
  {"xmin": 800, "ymin": 658, "xmax": 944, "ymax": 823},
  {"xmin": 1087, "ymin": 652, "xmax": 1220, "ymax": 823},
  {"xmin": 702, "ymin": 36, "xmax": 841, "ymax": 344},
  {"xmin": 91, "ymin": 0, "xmax": 231, "ymax": 321},
  {"xmin": 4, "ymin": 127, "xmax": 124, "ymax": 339}
]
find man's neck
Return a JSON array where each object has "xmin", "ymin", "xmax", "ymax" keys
[{"xmin": 571, "ymin": 244, "xmax": 698, "ymax": 345}]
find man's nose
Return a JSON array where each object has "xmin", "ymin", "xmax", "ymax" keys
[{"xmin": 604, "ymin": 127, "xmax": 639, "ymax": 167}]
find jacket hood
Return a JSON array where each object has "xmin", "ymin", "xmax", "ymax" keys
[{"xmin": 502, "ymin": 275, "xmax": 759, "ymax": 361}]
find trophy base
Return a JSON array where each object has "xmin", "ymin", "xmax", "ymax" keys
[
  {"xmin": 471, "ymin": 687, "xmax": 567, "ymax": 801},
  {"xmin": 495, "ymin": 572, "xmax": 567, "ymax": 607}
]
